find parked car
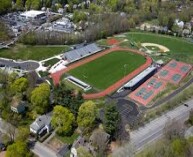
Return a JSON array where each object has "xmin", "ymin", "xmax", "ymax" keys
[{"xmin": 0, "ymin": 143, "xmax": 6, "ymax": 151}]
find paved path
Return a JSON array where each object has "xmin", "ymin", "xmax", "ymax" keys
[
  {"xmin": 51, "ymin": 47, "xmax": 152, "ymax": 99},
  {"xmin": 130, "ymin": 98, "xmax": 193, "ymax": 152}
]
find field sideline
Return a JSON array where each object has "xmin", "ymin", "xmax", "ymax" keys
[{"xmin": 68, "ymin": 50, "xmax": 146, "ymax": 90}]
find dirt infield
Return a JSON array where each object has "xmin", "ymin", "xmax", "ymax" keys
[
  {"xmin": 107, "ymin": 38, "xmax": 119, "ymax": 45},
  {"xmin": 141, "ymin": 43, "xmax": 170, "ymax": 53},
  {"xmin": 51, "ymin": 46, "xmax": 152, "ymax": 99}
]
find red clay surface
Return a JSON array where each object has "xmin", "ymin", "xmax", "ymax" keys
[
  {"xmin": 129, "ymin": 76, "xmax": 167, "ymax": 106},
  {"xmin": 155, "ymin": 60, "xmax": 192, "ymax": 84},
  {"xmin": 51, "ymin": 46, "xmax": 152, "ymax": 99},
  {"xmin": 107, "ymin": 38, "xmax": 119, "ymax": 45}
]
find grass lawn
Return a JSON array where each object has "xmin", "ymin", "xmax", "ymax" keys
[
  {"xmin": 63, "ymin": 79, "xmax": 83, "ymax": 91},
  {"xmin": 0, "ymin": 44, "xmax": 70, "ymax": 61},
  {"xmin": 96, "ymin": 39, "xmax": 108, "ymax": 46},
  {"xmin": 44, "ymin": 58, "xmax": 60, "ymax": 67},
  {"xmin": 68, "ymin": 51, "xmax": 146, "ymax": 90},
  {"xmin": 125, "ymin": 32, "xmax": 193, "ymax": 63},
  {"xmin": 56, "ymin": 132, "xmax": 79, "ymax": 145}
]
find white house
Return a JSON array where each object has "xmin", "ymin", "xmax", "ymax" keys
[{"xmin": 30, "ymin": 115, "xmax": 51, "ymax": 135}]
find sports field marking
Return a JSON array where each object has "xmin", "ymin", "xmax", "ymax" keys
[
  {"xmin": 141, "ymin": 43, "xmax": 170, "ymax": 53},
  {"xmin": 51, "ymin": 47, "xmax": 152, "ymax": 99},
  {"xmin": 68, "ymin": 50, "xmax": 146, "ymax": 90}
]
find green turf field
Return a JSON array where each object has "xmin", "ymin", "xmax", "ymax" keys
[
  {"xmin": 0, "ymin": 44, "xmax": 70, "ymax": 61},
  {"xmin": 125, "ymin": 32, "xmax": 193, "ymax": 63},
  {"xmin": 68, "ymin": 51, "xmax": 146, "ymax": 90}
]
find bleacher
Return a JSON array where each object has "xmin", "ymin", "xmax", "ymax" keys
[{"xmin": 63, "ymin": 43, "xmax": 102, "ymax": 63}]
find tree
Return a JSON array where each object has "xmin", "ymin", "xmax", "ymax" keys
[
  {"xmin": 90, "ymin": 130, "xmax": 109, "ymax": 156},
  {"xmin": 123, "ymin": 0, "xmax": 135, "ymax": 13},
  {"xmin": 0, "ymin": 0, "xmax": 12, "ymax": 14},
  {"xmin": 8, "ymin": 73, "xmax": 18, "ymax": 84},
  {"xmin": 6, "ymin": 141, "xmax": 32, "ymax": 157},
  {"xmin": 25, "ymin": 0, "xmax": 31, "ymax": 10},
  {"xmin": 189, "ymin": 109, "xmax": 193, "ymax": 125},
  {"xmin": 77, "ymin": 101, "xmax": 97, "ymax": 130},
  {"xmin": 89, "ymin": 3, "xmax": 102, "ymax": 14},
  {"xmin": 16, "ymin": 127, "xmax": 30, "ymax": 142},
  {"xmin": 31, "ymin": 0, "xmax": 41, "ymax": 10},
  {"xmin": 107, "ymin": 0, "xmax": 119, "ymax": 11},
  {"xmin": 104, "ymin": 104, "xmax": 119, "ymax": 137},
  {"xmin": 15, "ymin": 0, "xmax": 24, "ymax": 10},
  {"xmin": 54, "ymin": 82, "xmax": 83, "ymax": 116},
  {"xmin": 77, "ymin": 146, "xmax": 93, "ymax": 157},
  {"xmin": 11, "ymin": 77, "xmax": 28, "ymax": 94},
  {"xmin": 4, "ymin": 123, "xmax": 16, "ymax": 143},
  {"xmin": 112, "ymin": 142, "xmax": 135, "ymax": 157},
  {"xmin": 51, "ymin": 105, "xmax": 75, "ymax": 135},
  {"xmin": 73, "ymin": 10, "xmax": 87, "ymax": 23},
  {"xmin": 171, "ymin": 139, "xmax": 188, "ymax": 157},
  {"xmin": 172, "ymin": 24, "xmax": 181, "ymax": 34},
  {"xmin": 164, "ymin": 119, "xmax": 184, "ymax": 140},
  {"xmin": 30, "ymin": 83, "xmax": 50, "ymax": 114},
  {"xmin": 167, "ymin": 14, "xmax": 176, "ymax": 30}
]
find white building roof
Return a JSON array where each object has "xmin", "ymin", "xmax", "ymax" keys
[
  {"xmin": 124, "ymin": 65, "xmax": 157, "ymax": 88},
  {"xmin": 20, "ymin": 10, "xmax": 45, "ymax": 18}
]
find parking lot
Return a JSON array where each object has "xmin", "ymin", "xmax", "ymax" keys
[
  {"xmin": 0, "ymin": 58, "xmax": 39, "ymax": 71},
  {"xmin": 116, "ymin": 99, "xmax": 140, "ymax": 128}
]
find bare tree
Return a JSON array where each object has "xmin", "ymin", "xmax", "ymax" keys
[
  {"xmin": 2, "ymin": 122, "xmax": 17, "ymax": 143},
  {"xmin": 112, "ymin": 142, "xmax": 135, "ymax": 157},
  {"xmin": 164, "ymin": 118, "xmax": 185, "ymax": 140},
  {"xmin": 90, "ymin": 130, "xmax": 110, "ymax": 157}
]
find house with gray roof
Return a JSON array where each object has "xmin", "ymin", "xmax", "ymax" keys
[
  {"xmin": 30, "ymin": 115, "xmax": 51, "ymax": 135},
  {"xmin": 11, "ymin": 96, "xmax": 25, "ymax": 113}
]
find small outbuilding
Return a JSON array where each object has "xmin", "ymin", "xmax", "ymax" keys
[{"xmin": 11, "ymin": 97, "xmax": 25, "ymax": 114}]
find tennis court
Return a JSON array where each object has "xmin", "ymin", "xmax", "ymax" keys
[
  {"xmin": 129, "ymin": 77, "xmax": 167, "ymax": 106},
  {"xmin": 155, "ymin": 60, "xmax": 192, "ymax": 84}
]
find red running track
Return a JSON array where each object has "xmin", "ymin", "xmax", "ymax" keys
[{"xmin": 51, "ymin": 46, "xmax": 152, "ymax": 99}]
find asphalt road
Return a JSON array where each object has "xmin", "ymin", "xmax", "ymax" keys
[
  {"xmin": 130, "ymin": 98, "xmax": 193, "ymax": 152},
  {"xmin": 31, "ymin": 142, "xmax": 57, "ymax": 157}
]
